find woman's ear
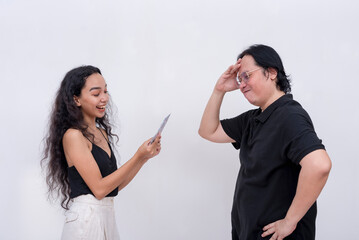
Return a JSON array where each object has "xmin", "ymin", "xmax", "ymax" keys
[
  {"xmin": 73, "ymin": 95, "xmax": 81, "ymax": 107},
  {"xmin": 267, "ymin": 67, "xmax": 278, "ymax": 81}
]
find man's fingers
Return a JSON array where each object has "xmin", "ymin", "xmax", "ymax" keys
[
  {"xmin": 262, "ymin": 222, "xmax": 276, "ymax": 237},
  {"xmin": 262, "ymin": 228, "xmax": 275, "ymax": 237},
  {"xmin": 263, "ymin": 222, "xmax": 275, "ymax": 231},
  {"xmin": 269, "ymin": 232, "xmax": 278, "ymax": 240},
  {"xmin": 226, "ymin": 65, "xmax": 234, "ymax": 74}
]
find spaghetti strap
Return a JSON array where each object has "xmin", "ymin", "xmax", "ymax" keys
[
  {"xmin": 97, "ymin": 128, "xmax": 110, "ymax": 144},
  {"xmin": 83, "ymin": 134, "xmax": 94, "ymax": 144}
]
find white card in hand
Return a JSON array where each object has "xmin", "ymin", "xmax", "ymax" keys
[{"xmin": 150, "ymin": 114, "xmax": 171, "ymax": 144}]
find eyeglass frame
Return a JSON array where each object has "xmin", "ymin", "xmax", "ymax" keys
[{"xmin": 236, "ymin": 67, "xmax": 262, "ymax": 85}]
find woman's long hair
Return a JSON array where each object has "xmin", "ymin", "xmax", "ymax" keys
[{"xmin": 41, "ymin": 65, "xmax": 118, "ymax": 209}]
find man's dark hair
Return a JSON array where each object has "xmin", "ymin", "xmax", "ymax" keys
[{"xmin": 238, "ymin": 44, "xmax": 291, "ymax": 94}]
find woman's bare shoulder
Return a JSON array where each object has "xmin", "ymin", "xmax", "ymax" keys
[{"xmin": 63, "ymin": 128, "xmax": 84, "ymax": 142}]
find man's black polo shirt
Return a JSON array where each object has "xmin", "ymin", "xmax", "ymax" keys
[{"xmin": 221, "ymin": 94, "xmax": 325, "ymax": 240}]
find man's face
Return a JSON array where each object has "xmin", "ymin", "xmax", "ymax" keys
[{"xmin": 238, "ymin": 55, "xmax": 277, "ymax": 110}]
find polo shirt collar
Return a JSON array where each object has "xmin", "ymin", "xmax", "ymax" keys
[{"xmin": 255, "ymin": 94, "xmax": 293, "ymax": 123}]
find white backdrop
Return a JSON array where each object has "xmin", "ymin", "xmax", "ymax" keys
[{"xmin": 1, "ymin": 0, "xmax": 358, "ymax": 239}]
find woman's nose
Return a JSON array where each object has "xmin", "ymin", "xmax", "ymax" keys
[{"xmin": 101, "ymin": 94, "xmax": 109, "ymax": 102}]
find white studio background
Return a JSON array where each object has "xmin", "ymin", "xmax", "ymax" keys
[{"xmin": 0, "ymin": 0, "xmax": 358, "ymax": 239}]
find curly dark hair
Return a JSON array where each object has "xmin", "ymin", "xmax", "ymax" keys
[
  {"xmin": 238, "ymin": 44, "xmax": 291, "ymax": 94},
  {"xmin": 41, "ymin": 65, "xmax": 118, "ymax": 209}
]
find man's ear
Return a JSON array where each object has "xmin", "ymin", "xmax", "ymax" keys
[
  {"xmin": 73, "ymin": 95, "xmax": 81, "ymax": 107},
  {"xmin": 267, "ymin": 67, "xmax": 278, "ymax": 81}
]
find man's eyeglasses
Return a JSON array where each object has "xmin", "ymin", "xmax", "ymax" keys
[{"xmin": 236, "ymin": 68, "xmax": 261, "ymax": 85}]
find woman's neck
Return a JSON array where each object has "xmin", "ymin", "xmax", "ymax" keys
[{"xmin": 83, "ymin": 115, "xmax": 97, "ymax": 131}]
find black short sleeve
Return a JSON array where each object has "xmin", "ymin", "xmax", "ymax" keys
[
  {"xmin": 220, "ymin": 110, "xmax": 258, "ymax": 150},
  {"xmin": 221, "ymin": 116, "xmax": 241, "ymax": 149},
  {"xmin": 283, "ymin": 112, "xmax": 325, "ymax": 164}
]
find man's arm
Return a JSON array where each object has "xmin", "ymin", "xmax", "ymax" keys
[
  {"xmin": 198, "ymin": 59, "xmax": 241, "ymax": 143},
  {"xmin": 198, "ymin": 89, "xmax": 234, "ymax": 143},
  {"xmin": 262, "ymin": 149, "xmax": 332, "ymax": 240}
]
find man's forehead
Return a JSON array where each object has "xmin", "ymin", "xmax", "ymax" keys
[{"xmin": 240, "ymin": 55, "xmax": 256, "ymax": 70}]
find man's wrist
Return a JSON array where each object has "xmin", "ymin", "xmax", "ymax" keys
[
  {"xmin": 284, "ymin": 213, "xmax": 300, "ymax": 227},
  {"xmin": 213, "ymin": 88, "xmax": 226, "ymax": 97}
]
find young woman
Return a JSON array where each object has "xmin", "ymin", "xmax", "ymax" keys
[{"xmin": 42, "ymin": 65, "xmax": 161, "ymax": 239}]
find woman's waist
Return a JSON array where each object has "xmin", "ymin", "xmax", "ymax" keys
[{"xmin": 71, "ymin": 194, "xmax": 115, "ymax": 206}]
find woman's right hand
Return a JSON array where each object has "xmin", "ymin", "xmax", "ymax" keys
[
  {"xmin": 215, "ymin": 58, "xmax": 241, "ymax": 93},
  {"xmin": 135, "ymin": 135, "xmax": 162, "ymax": 161}
]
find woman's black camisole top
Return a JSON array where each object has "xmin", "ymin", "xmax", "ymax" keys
[{"xmin": 67, "ymin": 131, "xmax": 118, "ymax": 199}]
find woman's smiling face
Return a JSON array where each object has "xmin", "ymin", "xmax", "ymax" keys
[{"xmin": 74, "ymin": 73, "xmax": 109, "ymax": 121}]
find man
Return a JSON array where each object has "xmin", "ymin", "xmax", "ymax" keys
[{"xmin": 198, "ymin": 44, "xmax": 331, "ymax": 240}]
